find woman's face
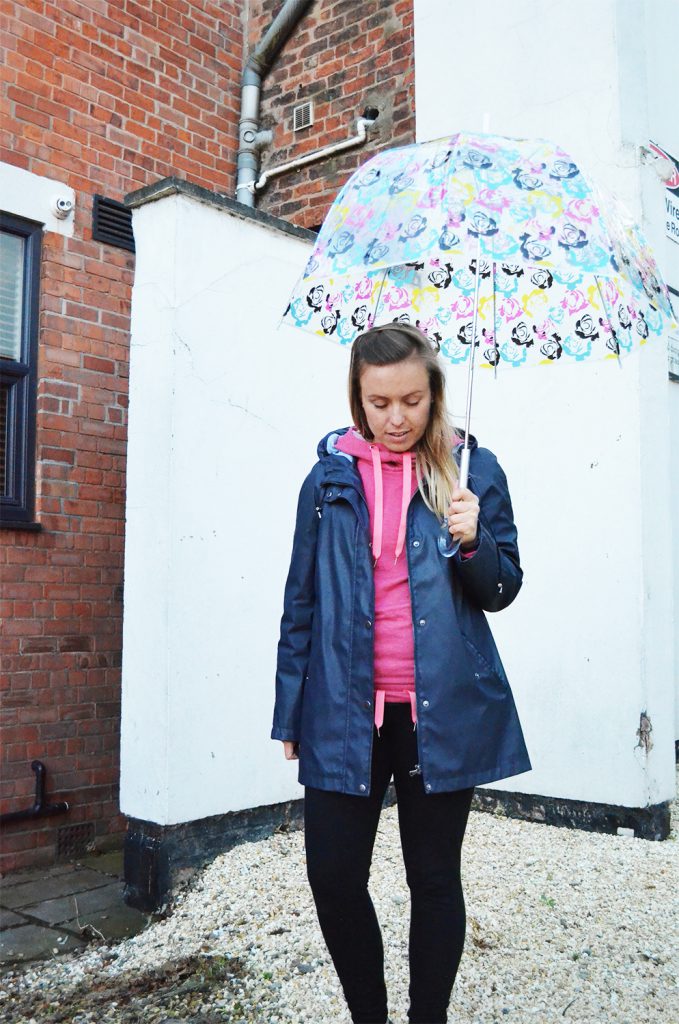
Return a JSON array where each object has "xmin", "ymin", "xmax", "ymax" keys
[{"xmin": 359, "ymin": 357, "xmax": 432, "ymax": 452}]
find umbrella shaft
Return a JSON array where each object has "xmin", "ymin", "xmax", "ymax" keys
[{"xmin": 459, "ymin": 447, "xmax": 470, "ymax": 491}]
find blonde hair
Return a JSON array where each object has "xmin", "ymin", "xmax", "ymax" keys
[{"xmin": 348, "ymin": 323, "xmax": 459, "ymax": 519}]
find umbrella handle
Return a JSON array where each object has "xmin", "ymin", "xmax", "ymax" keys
[
  {"xmin": 438, "ymin": 447, "xmax": 471, "ymax": 558},
  {"xmin": 438, "ymin": 521, "xmax": 460, "ymax": 558}
]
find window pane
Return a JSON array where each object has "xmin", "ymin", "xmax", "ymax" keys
[
  {"xmin": 0, "ymin": 382, "xmax": 8, "ymax": 495},
  {"xmin": 0, "ymin": 231, "xmax": 24, "ymax": 361}
]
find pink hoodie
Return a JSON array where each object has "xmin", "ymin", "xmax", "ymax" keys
[{"xmin": 335, "ymin": 429, "xmax": 418, "ymax": 730}]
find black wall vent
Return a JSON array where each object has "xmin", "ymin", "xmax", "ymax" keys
[{"xmin": 92, "ymin": 195, "xmax": 135, "ymax": 253}]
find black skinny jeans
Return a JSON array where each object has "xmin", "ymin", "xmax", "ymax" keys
[{"xmin": 304, "ymin": 703, "xmax": 475, "ymax": 1024}]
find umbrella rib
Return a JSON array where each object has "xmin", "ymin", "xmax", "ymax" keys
[
  {"xmin": 371, "ymin": 265, "xmax": 390, "ymax": 331},
  {"xmin": 594, "ymin": 273, "xmax": 622, "ymax": 369},
  {"xmin": 492, "ymin": 259, "xmax": 498, "ymax": 379}
]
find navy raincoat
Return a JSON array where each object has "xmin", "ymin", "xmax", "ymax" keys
[{"xmin": 272, "ymin": 428, "xmax": 532, "ymax": 795}]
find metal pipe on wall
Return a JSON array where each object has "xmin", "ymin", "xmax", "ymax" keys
[
  {"xmin": 236, "ymin": 0, "xmax": 315, "ymax": 207},
  {"xmin": 0, "ymin": 760, "xmax": 69, "ymax": 826}
]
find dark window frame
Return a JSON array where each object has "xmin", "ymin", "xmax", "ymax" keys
[{"xmin": 0, "ymin": 212, "xmax": 41, "ymax": 529}]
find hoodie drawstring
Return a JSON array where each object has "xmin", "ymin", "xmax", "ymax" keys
[
  {"xmin": 375, "ymin": 689, "xmax": 385, "ymax": 730},
  {"xmin": 370, "ymin": 445, "xmax": 383, "ymax": 563},
  {"xmin": 368, "ymin": 443, "xmax": 417, "ymax": 734},
  {"xmin": 371, "ymin": 446, "xmax": 412, "ymax": 564},
  {"xmin": 375, "ymin": 687, "xmax": 418, "ymax": 732},
  {"xmin": 395, "ymin": 452, "xmax": 411, "ymax": 561}
]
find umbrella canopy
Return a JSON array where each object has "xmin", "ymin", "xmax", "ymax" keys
[{"xmin": 284, "ymin": 132, "xmax": 675, "ymax": 369}]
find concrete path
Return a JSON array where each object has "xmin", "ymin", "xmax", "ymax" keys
[{"xmin": 0, "ymin": 849, "xmax": 149, "ymax": 969}]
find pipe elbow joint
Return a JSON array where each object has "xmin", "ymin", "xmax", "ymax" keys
[{"xmin": 254, "ymin": 129, "xmax": 273, "ymax": 150}]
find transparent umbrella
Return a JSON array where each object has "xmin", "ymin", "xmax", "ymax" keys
[{"xmin": 283, "ymin": 131, "xmax": 676, "ymax": 556}]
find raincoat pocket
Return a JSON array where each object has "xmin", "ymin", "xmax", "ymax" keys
[{"xmin": 462, "ymin": 634, "xmax": 508, "ymax": 701}]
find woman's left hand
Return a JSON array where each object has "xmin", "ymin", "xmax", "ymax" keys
[{"xmin": 447, "ymin": 486, "xmax": 480, "ymax": 549}]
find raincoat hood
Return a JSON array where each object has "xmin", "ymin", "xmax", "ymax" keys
[
  {"xmin": 338, "ymin": 429, "xmax": 415, "ymax": 562},
  {"xmin": 316, "ymin": 426, "xmax": 478, "ymax": 564},
  {"xmin": 315, "ymin": 426, "xmax": 479, "ymax": 463}
]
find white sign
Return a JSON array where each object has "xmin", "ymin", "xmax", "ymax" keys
[
  {"xmin": 666, "ymin": 194, "xmax": 679, "ymax": 246},
  {"xmin": 649, "ymin": 141, "xmax": 679, "ymax": 247}
]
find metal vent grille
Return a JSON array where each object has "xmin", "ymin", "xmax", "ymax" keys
[
  {"xmin": 92, "ymin": 195, "xmax": 135, "ymax": 253},
  {"xmin": 57, "ymin": 822, "xmax": 96, "ymax": 860},
  {"xmin": 293, "ymin": 101, "xmax": 313, "ymax": 132}
]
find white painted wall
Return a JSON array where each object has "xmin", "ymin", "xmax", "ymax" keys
[
  {"xmin": 414, "ymin": 0, "xmax": 677, "ymax": 805},
  {"xmin": 630, "ymin": 0, "xmax": 679, "ymax": 743},
  {"xmin": 122, "ymin": 0, "xmax": 676, "ymax": 827},
  {"xmin": 671, "ymin": 364, "xmax": 679, "ymax": 743},
  {"xmin": 121, "ymin": 194, "xmax": 350, "ymax": 824}
]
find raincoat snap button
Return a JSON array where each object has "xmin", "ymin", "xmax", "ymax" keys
[
  {"xmin": 364, "ymin": 699, "xmax": 372, "ymax": 709},
  {"xmin": 365, "ymin": 619, "xmax": 372, "ymax": 629},
  {"xmin": 412, "ymin": 539, "xmax": 420, "ymax": 548},
  {"xmin": 327, "ymin": 490, "xmax": 333, "ymax": 497},
  {"xmin": 359, "ymin": 784, "xmax": 366, "ymax": 792},
  {"xmin": 422, "ymin": 699, "xmax": 430, "ymax": 708},
  {"xmin": 419, "ymin": 618, "xmax": 426, "ymax": 626},
  {"xmin": 425, "ymin": 783, "xmax": 432, "ymax": 793}
]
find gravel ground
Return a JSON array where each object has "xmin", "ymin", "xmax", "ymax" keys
[{"xmin": 1, "ymin": 774, "xmax": 677, "ymax": 1024}]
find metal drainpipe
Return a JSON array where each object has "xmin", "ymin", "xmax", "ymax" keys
[
  {"xmin": 237, "ymin": 0, "xmax": 315, "ymax": 207},
  {"xmin": 0, "ymin": 760, "xmax": 69, "ymax": 825}
]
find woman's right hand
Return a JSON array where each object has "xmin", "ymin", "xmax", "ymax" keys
[{"xmin": 283, "ymin": 741, "xmax": 299, "ymax": 760}]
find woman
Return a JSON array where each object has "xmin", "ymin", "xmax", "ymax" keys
[{"xmin": 272, "ymin": 323, "xmax": 531, "ymax": 1024}]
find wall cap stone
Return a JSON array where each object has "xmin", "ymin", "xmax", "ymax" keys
[{"xmin": 124, "ymin": 177, "xmax": 317, "ymax": 244}]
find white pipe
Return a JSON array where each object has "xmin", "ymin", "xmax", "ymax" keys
[{"xmin": 249, "ymin": 118, "xmax": 375, "ymax": 195}]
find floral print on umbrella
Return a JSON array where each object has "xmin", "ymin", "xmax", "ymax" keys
[{"xmin": 284, "ymin": 131, "xmax": 675, "ymax": 368}]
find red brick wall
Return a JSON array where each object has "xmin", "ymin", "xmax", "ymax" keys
[
  {"xmin": 248, "ymin": 0, "xmax": 415, "ymax": 230},
  {"xmin": 0, "ymin": 0, "xmax": 416, "ymax": 874},
  {"xmin": 0, "ymin": 0, "xmax": 243, "ymax": 873}
]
